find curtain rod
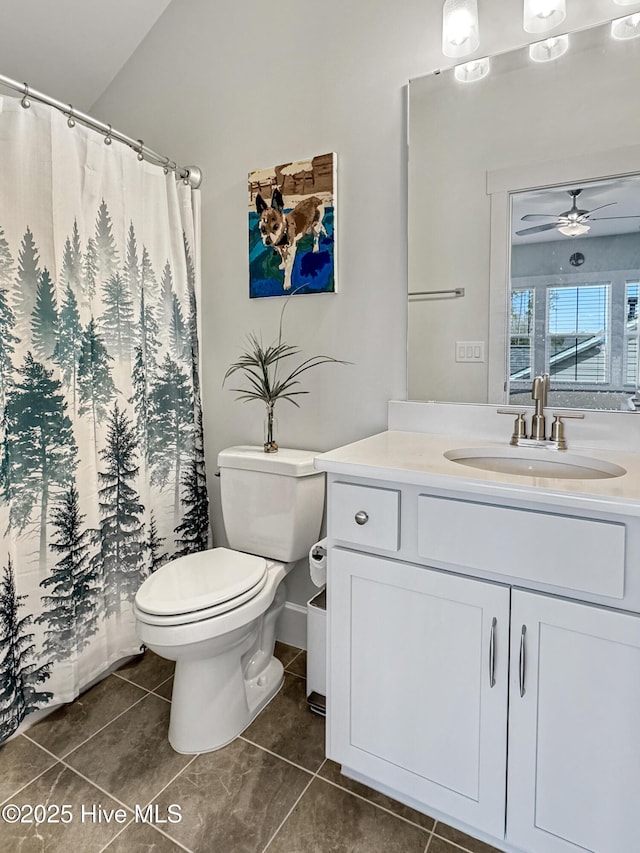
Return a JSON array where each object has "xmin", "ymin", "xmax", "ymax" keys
[{"xmin": 0, "ymin": 72, "xmax": 202, "ymax": 189}]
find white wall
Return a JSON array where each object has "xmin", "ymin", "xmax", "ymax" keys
[
  {"xmin": 92, "ymin": 0, "xmax": 637, "ymax": 606},
  {"xmin": 0, "ymin": 0, "xmax": 173, "ymax": 109}
]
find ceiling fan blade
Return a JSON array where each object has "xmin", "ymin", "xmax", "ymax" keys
[
  {"xmin": 515, "ymin": 223, "xmax": 558, "ymax": 236},
  {"xmin": 590, "ymin": 215, "xmax": 640, "ymax": 220},
  {"xmin": 521, "ymin": 213, "xmax": 557, "ymax": 221},
  {"xmin": 586, "ymin": 202, "xmax": 617, "ymax": 214}
]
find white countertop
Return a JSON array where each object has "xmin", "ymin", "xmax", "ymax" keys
[{"xmin": 314, "ymin": 431, "xmax": 640, "ymax": 516}]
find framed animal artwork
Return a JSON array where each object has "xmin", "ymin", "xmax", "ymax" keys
[{"xmin": 248, "ymin": 153, "xmax": 337, "ymax": 298}]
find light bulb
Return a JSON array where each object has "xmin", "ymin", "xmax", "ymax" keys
[
  {"xmin": 454, "ymin": 57, "xmax": 490, "ymax": 82},
  {"xmin": 611, "ymin": 13, "xmax": 640, "ymax": 40},
  {"xmin": 523, "ymin": 0, "xmax": 566, "ymax": 34},
  {"xmin": 442, "ymin": 0, "xmax": 480, "ymax": 58},
  {"xmin": 529, "ymin": 34, "xmax": 569, "ymax": 62}
]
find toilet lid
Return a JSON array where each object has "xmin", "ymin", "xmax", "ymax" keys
[{"xmin": 135, "ymin": 547, "xmax": 268, "ymax": 616}]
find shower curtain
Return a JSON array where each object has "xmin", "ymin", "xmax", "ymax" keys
[{"xmin": 0, "ymin": 96, "xmax": 209, "ymax": 743}]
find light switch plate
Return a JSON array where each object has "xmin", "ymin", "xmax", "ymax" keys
[{"xmin": 455, "ymin": 341, "xmax": 485, "ymax": 363}]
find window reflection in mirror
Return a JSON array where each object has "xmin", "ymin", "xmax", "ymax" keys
[{"xmin": 508, "ymin": 175, "xmax": 640, "ymax": 411}]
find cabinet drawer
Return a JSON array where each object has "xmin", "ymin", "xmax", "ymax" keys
[
  {"xmin": 330, "ymin": 482, "xmax": 400, "ymax": 551},
  {"xmin": 417, "ymin": 495, "xmax": 625, "ymax": 599}
]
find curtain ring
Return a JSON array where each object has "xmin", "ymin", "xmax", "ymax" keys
[
  {"xmin": 137, "ymin": 139, "xmax": 144, "ymax": 161},
  {"xmin": 104, "ymin": 124, "xmax": 112, "ymax": 145},
  {"xmin": 163, "ymin": 157, "xmax": 170, "ymax": 175},
  {"xmin": 183, "ymin": 168, "xmax": 190, "ymax": 186},
  {"xmin": 67, "ymin": 105, "xmax": 76, "ymax": 128},
  {"xmin": 20, "ymin": 84, "xmax": 31, "ymax": 109}
]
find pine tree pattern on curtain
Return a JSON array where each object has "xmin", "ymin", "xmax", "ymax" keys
[{"xmin": 0, "ymin": 99, "xmax": 209, "ymax": 743}]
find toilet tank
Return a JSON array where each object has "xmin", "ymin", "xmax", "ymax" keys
[{"xmin": 217, "ymin": 446, "xmax": 325, "ymax": 562}]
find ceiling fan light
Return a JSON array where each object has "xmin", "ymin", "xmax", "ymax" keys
[
  {"xmin": 557, "ymin": 222, "xmax": 590, "ymax": 237},
  {"xmin": 442, "ymin": 0, "xmax": 480, "ymax": 58},
  {"xmin": 611, "ymin": 13, "xmax": 640, "ymax": 40},
  {"xmin": 454, "ymin": 56, "xmax": 490, "ymax": 82},
  {"xmin": 523, "ymin": 0, "xmax": 566, "ymax": 34},
  {"xmin": 529, "ymin": 33, "xmax": 569, "ymax": 61}
]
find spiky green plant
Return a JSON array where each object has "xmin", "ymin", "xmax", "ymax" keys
[{"xmin": 223, "ymin": 299, "xmax": 346, "ymax": 452}]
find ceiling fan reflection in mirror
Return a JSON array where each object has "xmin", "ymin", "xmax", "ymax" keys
[{"xmin": 516, "ymin": 188, "xmax": 640, "ymax": 238}]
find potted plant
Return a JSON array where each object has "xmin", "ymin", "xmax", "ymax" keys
[{"xmin": 224, "ymin": 301, "xmax": 346, "ymax": 452}]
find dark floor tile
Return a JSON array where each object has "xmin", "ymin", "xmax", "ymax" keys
[
  {"xmin": 320, "ymin": 759, "xmax": 434, "ymax": 831},
  {"xmin": 0, "ymin": 734, "xmax": 57, "ymax": 803},
  {"xmin": 65, "ymin": 694, "xmax": 192, "ymax": 808},
  {"xmin": 274, "ymin": 641, "xmax": 302, "ymax": 668},
  {"xmin": 0, "ymin": 764, "xmax": 127, "ymax": 852},
  {"xmin": 117, "ymin": 651, "xmax": 175, "ymax": 691},
  {"xmin": 27, "ymin": 675, "xmax": 146, "ymax": 757},
  {"xmin": 103, "ymin": 821, "xmax": 185, "ymax": 852},
  {"xmin": 428, "ymin": 839, "xmax": 463, "ymax": 853},
  {"xmin": 434, "ymin": 822, "xmax": 503, "ymax": 853},
  {"xmin": 152, "ymin": 677, "xmax": 174, "ymax": 701},
  {"xmin": 242, "ymin": 673, "xmax": 325, "ymax": 772},
  {"xmin": 267, "ymin": 777, "xmax": 429, "ymax": 853},
  {"xmin": 155, "ymin": 737, "xmax": 310, "ymax": 853},
  {"xmin": 285, "ymin": 650, "xmax": 307, "ymax": 678}
]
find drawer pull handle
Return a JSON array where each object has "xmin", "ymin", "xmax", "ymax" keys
[
  {"xmin": 489, "ymin": 617, "xmax": 497, "ymax": 688},
  {"xmin": 519, "ymin": 625, "xmax": 527, "ymax": 698},
  {"xmin": 354, "ymin": 511, "xmax": 369, "ymax": 526}
]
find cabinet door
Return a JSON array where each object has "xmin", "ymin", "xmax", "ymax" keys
[
  {"xmin": 508, "ymin": 590, "xmax": 640, "ymax": 853},
  {"xmin": 328, "ymin": 547, "xmax": 510, "ymax": 838}
]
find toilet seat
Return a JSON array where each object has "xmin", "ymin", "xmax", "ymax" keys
[
  {"xmin": 134, "ymin": 573, "xmax": 268, "ymax": 626},
  {"xmin": 135, "ymin": 547, "xmax": 268, "ymax": 626}
]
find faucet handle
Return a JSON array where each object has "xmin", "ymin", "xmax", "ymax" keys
[
  {"xmin": 550, "ymin": 411, "xmax": 584, "ymax": 450},
  {"xmin": 551, "ymin": 411, "xmax": 585, "ymax": 419},
  {"xmin": 497, "ymin": 409, "xmax": 527, "ymax": 444}
]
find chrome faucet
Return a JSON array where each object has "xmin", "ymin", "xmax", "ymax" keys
[{"xmin": 530, "ymin": 373, "xmax": 550, "ymax": 440}]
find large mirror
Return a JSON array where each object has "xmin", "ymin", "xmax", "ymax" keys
[{"xmin": 408, "ymin": 20, "xmax": 640, "ymax": 410}]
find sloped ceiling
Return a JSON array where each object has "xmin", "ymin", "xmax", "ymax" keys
[{"xmin": 0, "ymin": 0, "xmax": 172, "ymax": 110}]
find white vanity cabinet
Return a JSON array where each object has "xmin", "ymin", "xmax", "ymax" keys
[
  {"xmin": 329, "ymin": 547, "xmax": 510, "ymax": 838},
  {"xmin": 323, "ymin": 468, "xmax": 640, "ymax": 853},
  {"xmin": 507, "ymin": 590, "xmax": 640, "ymax": 853}
]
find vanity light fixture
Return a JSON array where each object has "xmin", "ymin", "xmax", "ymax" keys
[
  {"xmin": 523, "ymin": 0, "xmax": 566, "ymax": 34},
  {"xmin": 442, "ymin": 0, "xmax": 480, "ymax": 58},
  {"xmin": 529, "ymin": 33, "xmax": 569, "ymax": 61},
  {"xmin": 611, "ymin": 13, "xmax": 640, "ymax": 39},
  {"xmin": 454, "ymin": 56, "xmax": 490, "ymax": 82},
  {"xmin": 557, "ymin": 222, "xmax": 591, "ymax": 237}
]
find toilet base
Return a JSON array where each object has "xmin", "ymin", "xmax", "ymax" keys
[
  {"xmin": 245, "ymin": 655, "xmax": 285, "ymax": 720},
  {"xmin": 168, "ymin": 654, "xmax": 285, "ymax": 755}
]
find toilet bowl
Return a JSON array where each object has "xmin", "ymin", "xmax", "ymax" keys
[{"xmin": 133, "ymin": 446, "xmax": 325, "ymax": 754}]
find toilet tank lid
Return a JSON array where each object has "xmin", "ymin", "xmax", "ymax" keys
[{"xmin": 217, "ymin": 446, "xmax": 321, "ymax": 477}]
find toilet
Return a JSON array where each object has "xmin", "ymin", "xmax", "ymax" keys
[{"xmin": 133, "ymin": 446, "xmax": 325, "ymax": 754}]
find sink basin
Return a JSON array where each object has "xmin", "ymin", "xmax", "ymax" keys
[{"xmin": 444, "ymin": 447, "xmax": 626, "ymax": 480}]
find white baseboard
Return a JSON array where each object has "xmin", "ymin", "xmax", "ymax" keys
[{"xmin": 276, "ymin": 601, "xmax": 307, "ymax": 649}]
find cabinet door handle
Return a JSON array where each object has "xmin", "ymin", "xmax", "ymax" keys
[
  {"xmin": 519, "ymin": 625, "xmax": 527, "ymax": 698},
  {"xmin": 489, "ymin": 617, "xmax": 497, "ymax": 688},
  {"xmin": 354, "ymin": 511, "xmax": 369, "ymax": 525}
]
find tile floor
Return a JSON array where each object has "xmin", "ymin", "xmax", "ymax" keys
[{"xmin": 0, "ymin": 643, "xmax": 503, "ymax": 853}]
